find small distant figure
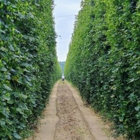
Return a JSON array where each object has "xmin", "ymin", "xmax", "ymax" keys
[{"xmin": 62, "ymin": 75, "xmax": 65, "ymax": 82}]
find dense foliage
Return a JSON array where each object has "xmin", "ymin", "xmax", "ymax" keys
[
  {"xmin": 0, "ymin": 0, "xmax": 61, "ymax": 139},
  {"xmin": 65, "ymin": 0, "xmax": 140, "ymax": 139}
]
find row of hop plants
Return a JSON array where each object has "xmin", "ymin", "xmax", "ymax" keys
[
  {"xmin": 65, "ymin": 0, "xmax": 140, "ymax": 139},
  {"xmin": 0, "ymin": 0, "xmax": 61, "ymax": 139}
]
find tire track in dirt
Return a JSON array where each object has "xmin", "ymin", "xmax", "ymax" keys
[{"xmin": 53, "ymin": 82, "xmax": 95, "ymax": 140}]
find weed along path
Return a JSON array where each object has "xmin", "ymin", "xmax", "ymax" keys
[{"xmin": 28, "ymin": 81, "xmax": 120, "ymax": 140}]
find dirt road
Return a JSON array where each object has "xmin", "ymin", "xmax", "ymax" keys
[{"xmin": 28, "ymin": 81, "xmax": 123, "ymax": 140}]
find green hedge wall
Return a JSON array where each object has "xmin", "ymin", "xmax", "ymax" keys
[
  {"xmin": 0, "ymin": 0, "xmax": 61, "ymax": 139},
  {"xmin": 65, "ymin": 0, "xmax": 140, "ymax": 139}
]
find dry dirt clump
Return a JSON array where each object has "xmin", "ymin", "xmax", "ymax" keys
[{"xmin": 54, "ymin": 82, "xmax": 95, "ymax": 140}]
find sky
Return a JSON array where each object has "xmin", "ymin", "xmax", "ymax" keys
[{"xmin": 53, "ymin": 0, "xmax": 82, "ymax": 62}]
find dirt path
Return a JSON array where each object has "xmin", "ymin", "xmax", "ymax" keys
[
  {"xmin": 28, "ymin": 81, "xmax": 123, "ymax": 140},
  {"xmin": 54, "ymin": 81, "xmax": 94, "ymax": 140}
]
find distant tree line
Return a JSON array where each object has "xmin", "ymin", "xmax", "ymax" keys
[{"xmin": 59, "ymin": 61, "xmax": 65, "ymax": 74}]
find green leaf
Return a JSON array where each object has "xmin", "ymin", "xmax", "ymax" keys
[
  {"xmin": 3, "ymin": 95, "xmax": 10, "ymax": 101},
  {"xmin": 7, "ymin": 99, "xmax": 14, "ymax": 104},
  {"xmin": 19, "ymin": 94, "xmax": 27, "ymax": 99},
  {"xmin": 13, "ymin": 133, "xmax": 22, "ymax": 139},
  {"xmin": 16, "ymin": 108, "xmax": 24, "ymax": 115},
  {"xmin": 0, "ymin": 119, "xmax": 6, "ymax": 126},
  {"xmin": 0, "ymin": 67, "xmax": 7, "ymax": 72},
  {"xmin": 21, "ymin": 63, "xmax": 30, "ymax": 67},
  {"xmin": 135, "ymin": 105, "xmax": 140, "ymax": 111},
  {"xmin": 9, "ymin": 44, "xmax": 15, "ymax": 51},
  {"xmin": 3, "ymin": 84, "xmax": 12, "ymax": 91},
  {"xmin": 6, "ymin": 74, "xmax": 11, "ymax": 80}
]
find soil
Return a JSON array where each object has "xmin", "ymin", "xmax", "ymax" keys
[{"xmin": 27, "ymin": 81, "xmax": 125, "ymax": 140}]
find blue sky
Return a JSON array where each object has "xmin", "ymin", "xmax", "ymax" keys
[{"xmin": 53, "ymin": 0, "xmax": 82, "ymax": 61}]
